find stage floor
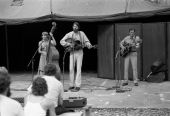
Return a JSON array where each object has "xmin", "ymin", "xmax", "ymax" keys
[{"xmin": 10, "ymin": 72, "xmax": 170, "ymax": 109}]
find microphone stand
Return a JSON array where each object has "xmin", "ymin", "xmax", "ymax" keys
[
  {"xmin": 27, "ymin": 47, "xmax": 39, "ymax": 81},
  {"xmin": 115, "ymin": 50, "xmax": 121, "ymax": 90},
  {"xmin": 107, "ymin": 38, "xmax": 132, "ymax": 93},
  {"xmin": 27, "ymin": 40, "xmax": 44, "ymax": 81},
  {"xmin": 70, "ymin": 36, "xmax": 76, "ymax": 92},
  {"xmin": 62, "ymin": 37, "xmax": 75, "ymax": 92},
  {"xmin": 62, "ymin": 48, "xmax": 69, "ymax": 92},
  {"xmin": 106, "ymin": 50, "xmax": 121, "ymax": 90},
  {"xmin": 115, "ymin": 49, "xmax": 127, "ymax": 93}
]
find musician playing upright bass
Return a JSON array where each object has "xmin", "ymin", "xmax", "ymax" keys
[
  {"xmin": 38, "ymin": 22, "xmax": 61, "ymax": 76},
  {"xmin": 38, "ymin": 32, "xmax": 60, "ymax": 75},
  {"xmin": 120, "ymin": 28, "xmax": 142, "ymax": 86},
  {"xmin": 60, "ymin": 22, "xmax": 92, "ymax": 92}
]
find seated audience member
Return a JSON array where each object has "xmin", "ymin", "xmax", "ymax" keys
[
  {"xmin": 43, "ymin": 63, "xmax": 74, "ymax": 115},
  {"xmin": 24, "ymin": 76, "xmax": 56, "ymax": 116},
  {"xmin": 27, "ymin": 63, "xmax": 63, "ymax": 106},
  {"xmin": 28, "ymin": 63, "xmax": 74, "ymax": 115},
  {"xmin": 0, "ymin": 66, "xmax": 8, "ymax": 74},
  {"xmin": 0, "ymin": 66, "xmax": 24, "ymax": 116},
  {"xmin": 42, "ymin": 63, "xmax": 64, "ymax": 108}
]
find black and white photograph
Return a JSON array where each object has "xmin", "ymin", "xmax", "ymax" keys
[{"xmin": 0, "ymin": 0, "xmax": 170, "ymax": 116}]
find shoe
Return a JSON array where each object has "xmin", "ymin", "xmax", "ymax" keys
[
  {"xmin": 68, "ymin": 86, "xmax": 75, "ymax": 90},
  {"xmin": 134, "ymin": 83, "xmax": 138, "ymax": 86},
  {"xmin": 122, "ymin": 83, "xmax": 128, "ymax": 86},
  {"xmin": 71, "ymin": 87, "xmax": 80, "ymax": 92},
  {"xmin": 75, "ymin": 87, "xmax": 80, "ymax": 91}
]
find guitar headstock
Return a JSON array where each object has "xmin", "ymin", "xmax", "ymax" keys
[
  {"xmin": 50, "ymin": 22, "xmax": 57, "ymax": 34},
  {"xmin": 91, "ymin": 45, "xmax": 97, "ymax": 49}
]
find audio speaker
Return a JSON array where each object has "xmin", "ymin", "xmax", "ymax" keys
[{"xmin": 63, "ymin": 97, "xmax": 87, "ymax": 108}]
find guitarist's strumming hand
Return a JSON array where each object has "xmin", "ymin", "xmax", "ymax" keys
[{"xmin": 67, "ymin": 42, "xmax": 73, "ymax": 48}]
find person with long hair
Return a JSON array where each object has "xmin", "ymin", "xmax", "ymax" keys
[
  {"xmin": 24, "ymin": 76, "xmax": 56, "ymax": 116},
  {"xmin": 38, "ymin": 31, "xmax": 60, "ymax": 75},
  {"xmin": 28, "ymin": 63, "xmax": 74, "ymax": 115}
]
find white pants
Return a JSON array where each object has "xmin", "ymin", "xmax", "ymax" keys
[
  {"xmin": 124, "ymin": 52, "xmax": 138, "ymax": 83},
  {"xmin": 69, "ymin": 50, "xmax": 83, "ymax": 87}
]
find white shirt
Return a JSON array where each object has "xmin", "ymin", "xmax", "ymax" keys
[
  {"xmin": 24, "ymin": 101, "xmax": 46, "ymax": 116},
  {"xmin": 120, "ymin": 35, "xmax": 142, "ymax": 51},
  {"xmin": 42, "ymin": 75, "xmax": 64, "ymax": 107},
  {"xmin": 27, "ymin": 76, "xmax": 64, "ymax": 107},
  {"xmin": 60, "ymin": 31, "xmax": 91, "ymax": 48},
  {"xmin": 0, "ymin": 95, "xmax": 24, "ymax": 116}
]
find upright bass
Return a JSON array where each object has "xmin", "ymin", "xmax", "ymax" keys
[{"xmin": 46, "ymin": 22, "xmax": 60, "ymax": 64}]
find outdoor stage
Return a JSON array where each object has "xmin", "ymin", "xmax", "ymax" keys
[{"xmin": 10, "ymin": 72, "xmax": 170, "ymax": 115}]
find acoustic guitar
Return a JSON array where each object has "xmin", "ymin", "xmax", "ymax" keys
[
  {"xmin": 65, "ymin": 39, "xmax": 97, "ymax": 52},
  {"xmin": 120, "ymin": 42, "xmax": 132, "ymax": 57}
]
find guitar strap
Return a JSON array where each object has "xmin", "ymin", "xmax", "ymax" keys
[
  {"xmin": 78, "ymin": 31, "xmax": 83, "ymax": 47},
  {"xmin": 71, "ymin": 32, "xmax": 74, "ymax": 44}
]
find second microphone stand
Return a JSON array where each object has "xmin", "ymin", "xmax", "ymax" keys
[
  {"xmin": 27, "ymin": 47, "xmax": 39, "ymax": 81},
  {"xmin": 115, "ymin": 48, "xmax": 132, "ymax": 93}
]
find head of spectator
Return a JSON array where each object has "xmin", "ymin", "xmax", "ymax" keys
[
  {"xmin": 31, "ymin": 76, "xmax": 48, "ymax": 96},
  {"xmin": 0, "ymin": 66, "xmax": 8, "ymax": 74},
  {"xmin": 44, "ymin": 63, "xmax": 57, "ymax": 76},
  {"xmin": 44, "ymin": 63, "xmax": 61, "ymax": 80},
  {"xmin": 0, "ymin": 66, "xmax": 11, "ymax": 97}
]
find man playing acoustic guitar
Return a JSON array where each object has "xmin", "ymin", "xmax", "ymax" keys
[
  {"xmin": 120, "ymin": 28, "xmax": 142, "ymax": 86},
  {"xmin": 60, "ymin": 22, "xmax": 92, "ymax": 92}
]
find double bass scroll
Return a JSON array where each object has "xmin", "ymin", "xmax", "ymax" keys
[{"xmin": 46, "ymin": 22, "xmax": 59, "ymax": 64}]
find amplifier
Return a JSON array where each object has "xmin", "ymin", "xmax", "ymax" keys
[{"xmin": 63, "ymin": 97, "xmax": 87, "ymax": 108}]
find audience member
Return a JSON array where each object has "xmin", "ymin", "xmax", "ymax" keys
[
  {"xmin": 0, "ymin": 66, "xmax": 24, "ymax": 116},
  {"xmin": 43, "ymin": 63, "xmax": 74, "ymax": 115},
  {"xmin": 28, "ymin": 63, "xmax": 74, "ymax": 115},
  {"xmin": 24, "ymin": 76, "xmax": 56, "ymax": 116}
]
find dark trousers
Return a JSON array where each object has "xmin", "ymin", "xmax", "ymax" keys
[{"xmin": 46, "ymin": 105, "xmax": 74, "ymax": 116}]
